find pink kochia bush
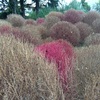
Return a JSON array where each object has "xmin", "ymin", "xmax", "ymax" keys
[{"xmin": 35, "ymin": 39, "xmax": 75, "ymax": 92}]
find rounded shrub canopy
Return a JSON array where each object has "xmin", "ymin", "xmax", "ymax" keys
[{"xmin": 50, "ymin": 21, "xmax": 80, "ymax": 46}]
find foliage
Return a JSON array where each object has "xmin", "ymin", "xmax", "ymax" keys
[
  {"xmin": 44, "ymin": 16, "xmax": 60, "ymax": 30},
  {"xmin": 84, "ymin": 33, "xmax": 100, "ymax": 46},
  {"xmin": 83, "ymin": 11, "xmax": 100, "ymax": 26},
  {"xmin": 35, "ymin": 39, "xmax": 75, "ymax": 94},
  {"xmin": 75, "ymin": 45, "xmax": 100, "ymax": 99},
  {"xmin": 64, "ymin": 9, "xmax": 83, "ymax": 24},
  {"xmin": 50, "ymin": 21, "xmax": 80, "ymax": 46},
  {"xmin": 92, "ymin": 18, "xmax": 100, "ymax": 33},
  {"xmin": 7, "ymin": 14, "xmax": 25, "ymax": 27},
  {"xmin": 75, "ymin": 22, "xmax": 94, "ymax": 43},
  {"xmin": 0, "ymin": 35, "xmax": 62, "ymax": 100}
]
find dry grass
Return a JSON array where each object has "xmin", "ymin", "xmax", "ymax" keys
[
  {"xmin": 75, "ymin": 45, "xmax": 100, "ymax": 100},
  {"xmin": 0, "ymin": 35, "xmax": 64, "ymax": 100}
]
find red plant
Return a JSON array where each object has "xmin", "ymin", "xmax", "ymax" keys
[
  {"xmin": 35, "ymin": 39, "xmax": 75, "ymax": 92},
  {"xmin": 50, "ymin": 21, "xmax": 80, "ymax": 46},
  {"xmin": 64, "ymin": 9, "xmax": 83, "ymax": 24},
  {"xmin": 36, "ymin": 18, "xmax": 45, "ymax": 24}
]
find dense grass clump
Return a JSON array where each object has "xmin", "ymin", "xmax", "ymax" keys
[
  {"xmin": 0, "ymin": 35, "xmax": 63, "ymax": 100},
  {"xmin": 64, "ymin": 9, "xmax": 83, "ymax": 24},
  {"xmin": 92, "ymin": 18, "xmax": 100, "ymax": 33},
  {"xmin": 84, "ymin": 33, "xmax": 100, "ymax": 46},
  {"xmin": 21, "ymin": 25, "xmax": 43, "ymax": 45},
  {"xmin": 75, "ymin": 22, "xmax": 94, "ymax": 43},
  {"xmin": 46, "ymin": 11, "xmax": 65, "ymax": 21},
  {"xmin": 44, "ymin": 16, "xmax": 60, "ymax": 30},
  {"xmin": 25, "ymin": 19, "xmax": 37, "ymax": 25},
  {"xmin": 75, "ymin": 45, "xmax": 100, "ymax": 100},
  {"xmin": 50, "ymin": 21, "xmax": 80, "ymax": 46},
  {"xmin": 83, "ymin": 11, "xmax": 100, "ymax": 26},
  {"xmin": 7, "ymin": 14, "xmax": 25, "ymax": 27}
]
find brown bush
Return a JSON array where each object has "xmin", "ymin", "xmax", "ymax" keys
[
  {"xmin": 50, "ymin": 21, "xmax": 80, "ymax": 46},
  {"xmin": 0, "ymin": 35, "xmax": 63, "ymax": 100},
  {"xmin": 7, "ymin": 14, "xmax": 25, "ymax": 27},
  {"xmin": 36, "ymin": 25, "xmax": 48, "ymax": 39},
  {"xmin": 75, "ymin": 45, "xmax": 100, "ymax": 100},
  {"xmin": 64, "ymin": 9, "xmax": 83, "ymax": 24},
  {"xmin": 92, "ymin": 18, "xmax": 100, "ymax": 33},
  {"xmin": 84, "ymin": 33, "xmax": 100, "ymax": 46},
  {"xmin": 46, "ymin": 11, "xmax": 65, "ymax": 21},
  {"xmin": 75, "ymin": 22, "xmax": 94, "ymax": 43},
  {"xmin": 0, "ymin": 20, "xmax": 12, "ymax": 34},
  {"xmin": 25, "ymin": 19, "xmax": 37, "ymax": 25},
  {"xmin": 21, "ymin": 25, "xmax": 43, "ymax": 45},
  {"xmin": 83, "ymin": 11, "xmax": 100, "ymax": 26},
  {"xmin": 43, "ymin": 16, "xmax": 60, "ymax": 30}
]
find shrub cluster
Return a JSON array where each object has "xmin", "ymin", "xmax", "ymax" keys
[
  {"xmin": 0, "ymin": 35, "xmax": 62, "ymax": 100},
  {"xmin": 0, "ymin": 9, "xmax": 100, "ymax": 99},
  {"xmin": 75, "ymin": 45, "xmax": 100, "ymax": 100}
]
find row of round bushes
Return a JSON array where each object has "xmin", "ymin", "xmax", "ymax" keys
[{"xmin": 0, "ymin": 9, "xmax": 100, "ymax": 46}]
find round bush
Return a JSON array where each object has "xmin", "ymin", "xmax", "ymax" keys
[
  {"xmin": 46, "ymin": 11, "xmax": 65, "ymax": 21},
  {"xmin": 92, "ymin": 18, "xmax": 100, "ymax": 33},
  {"xmin": 64, "ymin": 9, "xmax": 83, "ymax": 24},
  {"xmin": 43, "ymin": 16, "xmax": 60, "ymax": 30},
  {"xmin": 7, "ymin": 14, "xmax": 25, "ymax": 27},
  {"xmin": 75, "ymin": 22, "xmax": 94, "ymax": 43},
  {"xmin": 12, "ymin": 27, "xmax": 40, "ymax": 45},
  {"xmin": 0, "ymin": 20, "xmax": 12, "ymax": 34},
  {"xmin": 36, "ymin": 25, "xmax": 48, "ymax": 39},
  {"xmin": 50, "ymin": 21, "xmax": 80, "ymax": 46},
  {"xmin": 83, "ymin": 11, "xmax": 100, "ymax": 26},
  {"xmin": 25, "ymin": 19, "xmax": 37, "ymax": 25},
  {"xmin": 84, "ymin": 33, "xmax": 100, "ymax": 46},
  {"xmin": 35, "ymin": 39, "xmax": 75, "ymax": 92}
]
